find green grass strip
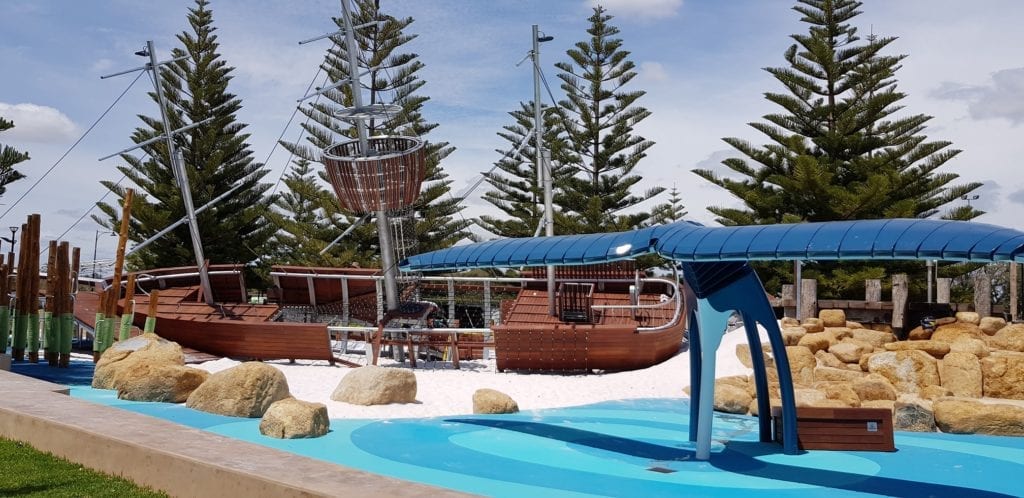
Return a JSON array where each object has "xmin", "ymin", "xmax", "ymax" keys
[{"xmin": 0, "ymin": 437, "xmax": 168, "ymax": 497}]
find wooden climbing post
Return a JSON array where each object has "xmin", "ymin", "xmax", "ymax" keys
[{"xmin": 143, "ymin": 289, "xmax": 159, "ymax": 334}]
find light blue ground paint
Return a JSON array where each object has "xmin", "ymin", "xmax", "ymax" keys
[{"xmin": 69, "ymin": 387, "xmax": 1023, "ymax": 498}]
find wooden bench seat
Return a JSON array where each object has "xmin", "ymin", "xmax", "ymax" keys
[{"xmin": 771, "ymin": 406, "xmax": 895, "ymax": 451}]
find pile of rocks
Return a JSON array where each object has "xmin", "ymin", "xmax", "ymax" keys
[{"xmin": 706, "ymin": 310, "xmax": 1024, "ymax": 436}]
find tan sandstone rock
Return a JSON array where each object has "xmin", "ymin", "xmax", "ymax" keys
[
  {"xmin": 782, "ymin": 326, "xmax": 807, "ymax": 346},
  {"xmin": 979, "ymin": 317, "xmax": 1007, "ymax": 335},
  {"xmin": 259, "ymin": 398, "xmax": 329, "ymax": 439},
  {"xmin": 814, "ymin": 350, "xmax": 846, "ymax": 369},
  {"xmin": 883, "ymin": 340, "xmax": 950, "ymax": 359},
  {"xmin": 867, "ymin": 350, "xmax": 941, "ymax": 394},
  {"xmin": 861, "ymin": 399, "xmax": 896, "ymax": 412},
  {"xmin": 846, "ymin": 321, "xmax": 864, "ymax": 330},
  {"xmin": 850, "ymin": 329, "xmax": 895, "ymax": 349},
  {"xmin": 473, "ymin": 388, "xmax": 520, "ymax": 414},
  {"xmin": 935, "ymin": 316, "xmax": 957, "ymax": 326},
  {"xmin": 736, "ymin": 343, "xmax": 753, "ymax": 369},
  {"xmin": 907, "ymin": 326, "xmax": 932, "ymax": 341},
  {"xmin": 794, "ymin": 388, "xmax": 828, "ymax": 407},
  {"xmin": 186, "ymin": 362, "xmax": 291, "ymax": 417},
  {"xmin": 955, "ymin": 311, "xmax": 981, "ymax": 325},
  {"xmin": 819, "ymin": 309, "xmax": 846, "ymax": 328},
  {"xmin": 990, "ymin": 329, "xmax": 1024, "ymax": 352},
  {"xmin": 813, "ymin": 382, "xmax": 861, "ymax": 407},
  {"xmin": 919, "ymin": 385, "xmax": 952, "ymax": 401},
  {"xmin": 933, "ymin": 397, "xmax": 1024, "ymax": 436},
  {"xmin": 797, "ymin": 333, "xmax": 832, "ymax": 354},
  {"xmin": 981, "ymin": 353, "xmax": 1024, "ymax": 399},
  {"xmin": 115, "ymin": 363, "xmax": 208, "ymax": 403},
  {"xmin": 814, "ymin": 366, "xmax": 863, "ymax": 383},
  {"xmin": 801, "ymin": 320, "xmax": 824, "ymax": 333},
  {"xmin": 331, "ymin": 365, "xmax": 417, "ymax": 406},
  {"xmin": 714, "ymin": 384, "xmax": 753, "ymax": 414},
  {"xmin": 92, "ymin": 333, "xmax": 185, "ymax": 390},
  {"xmin": 780, "ymin": 317, "xmax": 800, "ymax": 327},
  {"xmin": 894, "ymin": 396, "xmax": 935, "ymax": 432},
  {"xmin": 939, "ymin": 352, "xmax": 983, "ymax": 398},
  {"xmin": 786, "ymin": 346, "xmax": 817, "ymax": 385},
  {"xmin": 829, "ymin": 339, "xmax": 873, "ymax": 363},
  {"xmin": 931, "ymin": 322, "xmax": 987, "ymax": 343},
  {"xmin": 949, "ymin": 336, "xmax": 989, "ymax": 358},
  {"xmin": 852, "ymin": 374, "xmax": 897, "ymax": 401}
]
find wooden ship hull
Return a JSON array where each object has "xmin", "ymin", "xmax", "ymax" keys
[{"xmin": 74, "ymin": 262, "xmax": 686, "ymax": 372}]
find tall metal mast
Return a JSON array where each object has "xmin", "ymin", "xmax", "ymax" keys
[
  {"xmin": 338, "ymin": 0, "xmax": 400, "ymax": 314},
  {"xmin": 101, "ymin": 41, "xmax": 215, "ymax": 305},
  {"xmin": 532, "ymin": 25, "xmax": 556, "ymax": 315}
]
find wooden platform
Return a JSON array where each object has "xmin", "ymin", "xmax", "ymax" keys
[{"xmin": 772, "ymin": 406, "xmax": 896, "ymax": 452}]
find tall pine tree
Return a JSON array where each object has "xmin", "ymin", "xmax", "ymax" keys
[
  {"xmin": 693, "ymin": 0, "xmax": 982, "ymax": 296},
  {"xmin": 279, "ymin": 0, "xmax": 469, "ymax": 266},
  {"xmin": 555, "ymin": 6, "xmax": 663, "ymax": 234},
  {"xmin": 477, "ymin": 101, "xmax": 574, "ymax": 238},
  {"xmin": 0, "ymin": 117, "xmax": 28, "ymax": 198},
  {"xmin": 95, "ymin": 0, "xmax": 274, "ymax": 274}
]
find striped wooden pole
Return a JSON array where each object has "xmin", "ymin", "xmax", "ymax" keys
[
  {"xmin": 12, "ymin": 220, "xmax": 29, "ymax": 361},
  {"xmin": 26, "ymin": 214, "xmax": 41, "ymax": 363},
  {"xmin": 143, "ymin": 289, "xmax": 159, "ymax": 334},
  {"xmin": 44, "ymin": 240, "xmax": 58, "ymax": 365},
  {"xmin": 56, "ymin": 242, "xmax": 73, "ymax": 368},
  {"xmin": 119, "ymin": 273, "xmax": 136, "ymax": 340}
]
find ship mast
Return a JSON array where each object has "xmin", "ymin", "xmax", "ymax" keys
[
  {"xmin": 101, "ymin": 41, "xmax": 215, "ymax": 305},
  {"xmin": 531, "ymin": 25, "xmax": 556, "ymax": 315}
]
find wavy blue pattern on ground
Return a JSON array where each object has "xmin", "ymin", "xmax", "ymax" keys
[{"xmin": 67, "ymin": 387, "xmax": 1024, "ymax": 498}]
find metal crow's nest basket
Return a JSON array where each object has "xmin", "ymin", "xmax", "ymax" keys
[{"xmin": 322, "ymin": 136, "xmax": 426, "ymax": 214}]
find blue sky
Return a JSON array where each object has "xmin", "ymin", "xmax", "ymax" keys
[{"xmin": 2, "ymin": 0, "xmax": 1023, "ymax": 262}]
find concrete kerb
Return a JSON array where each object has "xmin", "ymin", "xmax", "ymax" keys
[{"xmin": 0, "ymin": 370, "xmax": 473, "ymax": 498}]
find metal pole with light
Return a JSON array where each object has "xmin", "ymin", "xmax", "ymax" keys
[
  {"xmin": 531, "ymin": 24, "xmax": 556, "ymax": 315},
  {"xmin": 8, "ymin": 226, "xmax": 17, "ymax": 254}
]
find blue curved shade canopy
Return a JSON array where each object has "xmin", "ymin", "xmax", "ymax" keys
[{"xmin": 400, "ymin": 219, "xmax": 1024, "ymax": 271}]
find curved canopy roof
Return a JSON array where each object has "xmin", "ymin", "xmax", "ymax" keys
[{"xmin": 400, "ymin": 219, "xmax": 1024, "ymax": 271}]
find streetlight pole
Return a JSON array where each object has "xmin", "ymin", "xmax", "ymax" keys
[
  {"xmin": 92, "ymin": 230, "xmax": 115, "ymax": 279},
  {"xmin": 8, "ymin": 226, "xmax": 17, "ymax": 255}
]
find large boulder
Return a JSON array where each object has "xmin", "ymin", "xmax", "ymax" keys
[
  {"xmin": 933, "ymin": 398, "xmax": 1024, "ymax": 436},
  {"xmin": 813, "ymin": 382, "xmax": 860, "ymax": 407},
  {"xmin": 979, "ymin": 317, "xmax": 1007, "ymax": 335},
  {"xmin": 259, "ymin": 398, "xmax": 329, "ymax": 439},
  {"xmin": 813, "ymin": 366, "xmax": 863, "ymax": 382},
  {"xmin": 800, "ymin": 319, "xmax": 824, "ymax": 333},
  {"xmin": 949, "ymin": 336, "xmax": 989, "ymax": 358},
  {"xmin": 331, "ymin": 365, "xmax": 417, "ymax": 405},
  {"xmin": 861, "ymin": 399, "xmax": 896, "ymax": 412},
  {"xmin": 819, "ymin": 309, "xmax": 846, "ymax": 328},
  {"xmin": 981, "ymin": 353, "xmax": 1024, "ymax": 399},
  {"xmin": 939, "ymin": 352, "xmax": 983, "ymax": 398},
  {"xmin": 794, "ymin": 388, "xmax": 828, "ymax": 407},
  {"xmin": 782, "ymin": 326, "xmax": 807, "ymax": 346},
  {"xmin": 92, "ymin": 333, "xmax": 185, "ymax": 390},
  {"xmin": 473, "ymin": 388, "xmax": 519, "ymax": 414},
  {"xmin": 919, "ymin": 385, "xmax": 952, "ymax": 401},
  {"xmin": 714, "ymin": 384, "xmax": 752, "ymax": 414},
  {"xmin": 883, "ymin": 340, "xmax": 950, "ymax": 359},
  {"xmin": 735, "ymin": 343, "xmax": 754, "ymax": 369},
  {"xmin": 931, "ymin": 322, "xmax": 987, "ymax": 343},
  {"xmin": 115, "ymin": 364, "xmax": 208, "ymax": 403},
  {"xmin": 852, "ymin": 374, "xmax": 897, "ymax": 402},
  {"xmin": 829, "ymin": 339, "xmax": 873, "ymax": 363},
  {"xmin": 907, "ymin": 326, "xmax": 932, "ymax": 341},
  {"xmin": 814, "ymin": 350, "xmax": 846, "ymax": 369},
  {"xmin": 797, "ymin": 333, "xmax": 832, "ymax": 354},
  {"xmin": 894, "ymin": 396, "xmax": 935, "ymax": 432},
  {"xmin": 867, "ymin": 350, "xmax": 941, "ymax": 395},
  {"xmin": 850, "ymin": 329, "xmax": 895, "ymax": 349},
  {"xmin": 990, "ymin": 326, "xmax": 1024, "ymax": 352},
  {"xmin": 785, "ymin": 346, "xmax": 817, "ymax": 386},
  {"xmin": 780, "ymin": 317, "xmax": 800, "ymax": 327},
  {"xmin": 186, "ymin": 362, "xmax": 291, "ymax": 417},
  {"xmin": 955, "ymin": 312, "xmax": 981, "ymax": 325}
]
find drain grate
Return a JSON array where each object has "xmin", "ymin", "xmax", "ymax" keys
[{"xmin": 647, "ymin": 466, "xmax": 677, "ymax": 474}]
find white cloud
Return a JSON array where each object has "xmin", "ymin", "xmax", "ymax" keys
[
  {"xmin": 931, "ymin": 67, "xmax": 1024, "ymax": 125},
  {"xmin": 588, "ymin": 0, "xmax": 683, "ymax": 20},
  {"xmin": 639, "ymin": 61, "xmax": 669, "ymax": 82},
  {"xmin": 0, "ymin": 102, "xmax": 78, "ymax": 143}
]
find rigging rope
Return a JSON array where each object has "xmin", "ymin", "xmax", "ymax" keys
[{"xmin": 0, "ymin": 70, "xmax": 144, "ymax": 222}]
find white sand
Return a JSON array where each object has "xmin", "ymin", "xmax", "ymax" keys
[{"xmin": 190, "ymin": 325, "xmax": 767, "ymax": 420}]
